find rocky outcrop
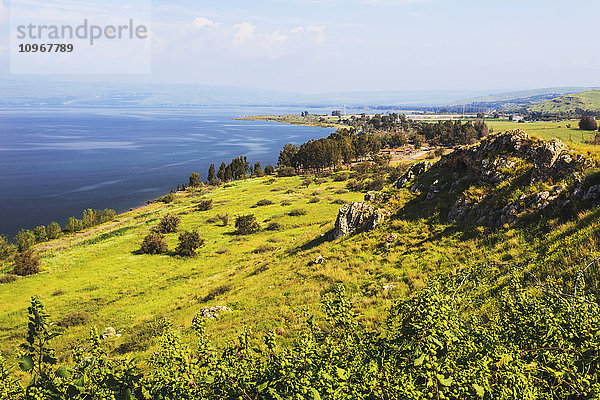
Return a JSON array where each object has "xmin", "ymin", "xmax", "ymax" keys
[
  {"xmin": 396, "ymin": 161, "xmax": 433, "ymax": 188},
  {"xmin": 332, "ymin": 202, "xmax": 389, "ymax": 239},
  {"xmin": 438, "ymin": 130, "xmax": 586, "ymax": 184},
  {"xmin": 198, "ymin": 306, "xmax": 231, "ymax": 319}
]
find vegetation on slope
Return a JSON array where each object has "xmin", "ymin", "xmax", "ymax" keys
[
  {"xmin": 2, "ymin": 128, "xmax": 600, "ymax": 398},
  {"xmin": 532, "ymin": 89, "xmax": 600, "ymax": 116}
]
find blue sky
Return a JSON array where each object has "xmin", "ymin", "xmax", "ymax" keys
[{"xmin": 1, "ymin": 0, "xmax": 599, "ymax": 93}]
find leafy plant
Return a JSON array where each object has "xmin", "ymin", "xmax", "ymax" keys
[
  {"xmin": 176, "ymin": 231, "xmax": 204, "ymax": 257},
  {"xmin": 140, "ymin": 232, "xmax": 168, "ymax": 255},
  {"xmin": 156, "ymin": 214, "xmax": 181, "ymax": 234},
  {"xmin": 13, "ymin": 250, "xmax": 41, "ymax": 276},
  {"xmin": 235, "ymin": 215, "xmax": 260, "ymax": 235}
]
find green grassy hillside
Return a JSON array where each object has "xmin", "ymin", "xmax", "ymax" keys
[
  {"xmin": 532, "ymin": 89, "xmax": 600, "ymax": 115},
  {"xmin": 2, "ymin": 129, "xmax": 600, "ymax": 398}
]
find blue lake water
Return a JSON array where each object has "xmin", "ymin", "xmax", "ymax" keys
[{"xmin": 0, "ymin": 107, "xmax": 333, "ymax": 239}]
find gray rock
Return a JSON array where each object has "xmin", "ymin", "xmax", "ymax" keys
[
  {"xmin": 396, "ymin": 161, "xmax": 433, "ymax": 188},
  {"xmin": 583, "ymin": 185, "xmax": 600, "ymax": 201},
  {"xmin": 198, "ymin": 306, "xmax": 232, "ymax": 319},
  {"xmin": 332, "ymin": 202, "xmax": 389, "ymax": 239}
]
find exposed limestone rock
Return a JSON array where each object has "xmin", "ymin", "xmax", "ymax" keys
[
  {"xmin": 332, "ymin": 202, "xmax": 389, "ymax": 239},
  {"xmin": 583, "ymin": 185, "xmax": 600, "ymax": 202},
  {"xmin": 102, "ymin": 327, "xmax": 121, "ymax": 339},
  {"xmin": 439, "ymin": 130, "xmax": 585, "ymax": 184},
  {"xmin": 198, "ymin": 306, "xmax": 232, "ymax": 319},
  {"xmin": 396, "ymin": 161, "xmax": 433, "ymax": 188}
]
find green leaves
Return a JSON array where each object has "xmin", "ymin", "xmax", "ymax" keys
[{"xmin": 17, "ymin": 355, "xmax": 33, "ymax": 372}]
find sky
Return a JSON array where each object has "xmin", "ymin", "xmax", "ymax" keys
[{"xmin": 0, "ymin": 0, "xmax": 599, "ymax": 93}]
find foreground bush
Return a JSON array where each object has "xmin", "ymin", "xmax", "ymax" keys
[
  {"xmin": 156, "ymin": 214, "xmax": 180, "ymax": 234},
  {"xmin": 235, "ymin": 214, "xmax": 260, "ymax": 235},
  {"xmin": 140, "ymin": 232, "xmax": 168, "ymax": 254},
  {"xmin": 13, "ymin": 250, "xmax": 41, "ymax": 276},
  {"xmin": 198, "ymin": 199, "xmax": 213, "ymax": 211},
  {"xmin": 3, "ymin": 268, "xmax": 599, "ymax": 400},
  {"xmin": 176, "ymin": 231, "xmax": 204, "ymax": 257}
]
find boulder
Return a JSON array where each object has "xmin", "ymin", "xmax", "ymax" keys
[
  {"xmin": 583, "ymin": 185, "xmax": 600, "ymax": 202},
  {"xmin": 198, "ymin": 306, "xmax": 232, "ymax": 319},
  {"xmin": 396, "ymin": 161, "xmax": 433, "ymax": 188},
  {"xmin": 332, "ymin": 202, "xmax": 389, "ymax": 239}
]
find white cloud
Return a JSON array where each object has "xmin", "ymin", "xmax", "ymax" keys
[
  {"xmin": 233, "ymin": 22, "xmax": 255, "ymax": 45},
  {"xmin": 192, "ymin": 17, "xmax": 216, "ymax": 29},
  {"xmin": 270, "ymin": 30, "xmax": 288, "ymax": 42},
  {"xmin": 291, "ymin": 27, "xmax": 304, "ymax": 34}
]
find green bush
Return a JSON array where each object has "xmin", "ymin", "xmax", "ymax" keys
[
  {"xmin": 264, "ymin": 165, "xmax": 275, "ymax": 175},
  {"xmin": 157, "ymin": 214, "xmax": 181, "ymax": 234},
  {"xmin": 140, "ymin": 232, "xmax": 168, "ymax": 255},
  {"xmin": 176, "ymin": 231, "xmax": 204, "ymax": 257},
  {"xmin": 288, "ymin": 208, "xmax": 307, "ymax": 216},
  {"xmin": 0, "ymin": 235, "xmax": 17, "ymax": 260},
  {"xmin": 157, "ymin": 193, "xmax": 176, "ymax": 203},
  {"xmin": 277, "ymin": 167, "xmax": 296, "ymax": 177},
  {"xmin": 235, "ymin": 214, "xmax": 260, "ymax": 235},
  {"xmin": 265, "ymin": 222, "xmax": 283, "ymax": 231},
  {"xmin": 33, "ymin": 226, "xmax": 47, "ymax": 243},
  {"xmin": 45, "ymin": 222, "xmax": 62, "ymax": 240},
  {"xmin": 0, "ymin": 275, "xmax": 17, "ymax": 284},
  {"xmin": 254, "ymin": 199, "xmax": 274, "ymax": 207},
  {"xmin": 58, "ymin": 311, "xmax": 90, "ymax": 328},
  {"xmin": 14, "ymin": 229, "xmax": 36, "ymax": 252},
  {"xmin": 197, "ymin": 199, "xmax": 213, "ymax": 211},
  {"xmin": 13, "ymin": 250, "xmax": 41, "ymax": 276}
]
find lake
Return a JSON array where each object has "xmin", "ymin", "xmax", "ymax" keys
[{"xmin": 0, "ymin": 107, "xmax": 333, "ymax": 239}]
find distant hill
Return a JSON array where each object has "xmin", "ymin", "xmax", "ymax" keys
[
  {"xmin": 441, "ymin": 87, "xmax": 595, "ymax": 113},
  {"xmin": 531, "ymin": 89, "xmax": 600, "ymax": 115}
]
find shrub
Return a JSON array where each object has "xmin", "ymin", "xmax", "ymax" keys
[
  {"xmin": 264, "ymin": 165, "xmax": 275, "ymax": 175},
  {"xmin": 0, "ymin": 275, "xmax": 17, "ymax": 284},
  {"xmin": 346, "ymin": 179, "xmax": 364, "ymax": 191},
  {"xmin": 58, "ymin": 311, "xmax": 90, "ymax": 328},
  {"xmin": 176, "ymin": 231, "xmax": 204, "ymax": 257},
  {"xmin": 157, "ymin": 193, "xmax": 176, "ymax": 203},
  {"xmin": 235, "ymin": 214, "xmax": 260, "ymax": 235},
  {"xmin": 266, "ymin": 222, "xmax": 283, "ymax": 231},
  {"xmin": 366, "ymin": 175, "xmax": 386, "ymax": 191},
  {"xmin": 140, "ymin": 232, "xmax": 168, "ymax": 255},
  {"xmin": 198, "ymin": 199, "xmax": 213, "ymax": 211},
  {"xmin": 281, "ymin": 201, "xmax": 292, "ymax": 206},
  {"xmin": 33, "ymin": 226, "xmax": 47, "ymax": 242},
  {"xmin": 0, "ymin": 235, "xmax": 17, "ymax": 260},
  {"xmin": 333, "ymin": 172, "xmax": 350, "ymax": 182},
  {"xmin": 215, "ymin": 247, "xmax": 229, "ymax": 254},
  {"xmin": 157, "ymin": 214, "xmax": 181, "ymax": 234},
  {"xmin": 52, "ymin": 289, "xmax": 65, "ymax": 296},
  {"xmin": 314, "ymin": 178, "xmax": 326, "ymax": 185},
  {"xmin": 308, "ymin": 197, "xmax": 320, "ymax": 203},
  {"xmin": 302, "ymin": 178, "xmax": 313, "ymax": 187},
  {"xmin": 253, "ymin": 245, "xmax": 276, "ymax": 254},
  {"xmin": 202, "ymin": 285, "xmax": 232, "ymax": 302},
  {"xmin": 270, "ymin": 187, "xmax": 283, "ymax": 192},
  {"xmin": 254, "ymin": 199, "xmax": 274, "ymax": 207},
  {"xmin": 189, "ymin": 172, "xmax": 201, "ymax": 188},
  {"xmin": 335, "ymin": 189, "xmax": 349, "ymax": 195},
  {"xmin": 579, "ymin": 115, "xmax": 598, "ymax": 131},
  {"xmin": 15, "ymin": 229, "xmax": 36, "ymax": 252},
  {"xmin": 288, "ymin": 209, "xmax": 307, "ymax": 216},
  {"xmin": 13, "ymin": 250, "xmax": 41, "ymax": 276},
  {"xmin": 277, "ymin": 167, "xmax": 296, "ymax": 177},
  {"xmin": 46, "ymin": 222, "xmax": 63, "ymax": 240},
  {"xmin": 217, "ymin": 214, "xmax": 230, "ymax": 226},
  {"xmin": 332, "ymin": 199, "xmax": 348, "ymax": 205}
]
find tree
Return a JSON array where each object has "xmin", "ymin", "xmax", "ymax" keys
[
  {"xmin": 252, "ymin": 162, "xmax": 264, "ymax": 178},
  {"xmin": 579, "ymin": 115, "xmax": 598, "ymax": 131},
  {"xmin": 189, "ymin": 172, "xmax": 201, "ymax": 188},
  {"xmin": 46, "ymin": 222, "xmax": 62, "ymax": 240},
  {"xmin": 217, "ymin": 162, "xmax": 227, "ymax": 182},
  {"xmin": 207, "ymin": 164, "xmax": 216, "ymax": 184},
  {"xmin": 332, "ymin": 110, "xmax": 342, "ymax": 117},
  {"xmin": 15, "ymin": 229, "xmax": 36, "ymax": 252},
  {"xmin": 264, "ymin": 165, "xmax": 275, "ymax": 175},
  {"xmin": 176, "ymin": 231, "xmax": 204, "ymax": 257},
  {"xmin": 278, "ymin": 144, "xmax": 299, "ymax": 168},
  {"xmin": 474, "ymin": 120, "xmax": 489, "ymax": 138},
  {"xmin": 157, "ymin": 214, "xmax": 181, "ymax": 234},
  {"xmin": 33, "ymin": 226, "xmax": 47, "ymax": 243},
  {"xmin": 140, "ymin": 232, "xmax": 168, "ymax": 255},
  {"xmin": 65, "ymin": 217, "xmax": 83, "ymax": 233},
  {"xmin": 0, "ymin": 235, "xmax": 17, "ymax": 260},
  {"xmin": 13, "ymin": 250, "xmax": 41, "ymax": 276},
  {"xmin": 235, "ymin": 214, "xmax": 260, "ymax": 235}
]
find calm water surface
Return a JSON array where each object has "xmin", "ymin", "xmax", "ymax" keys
[{"xmin": 0, "ymin": 107, "xmax": 333, "ymax": 239}]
